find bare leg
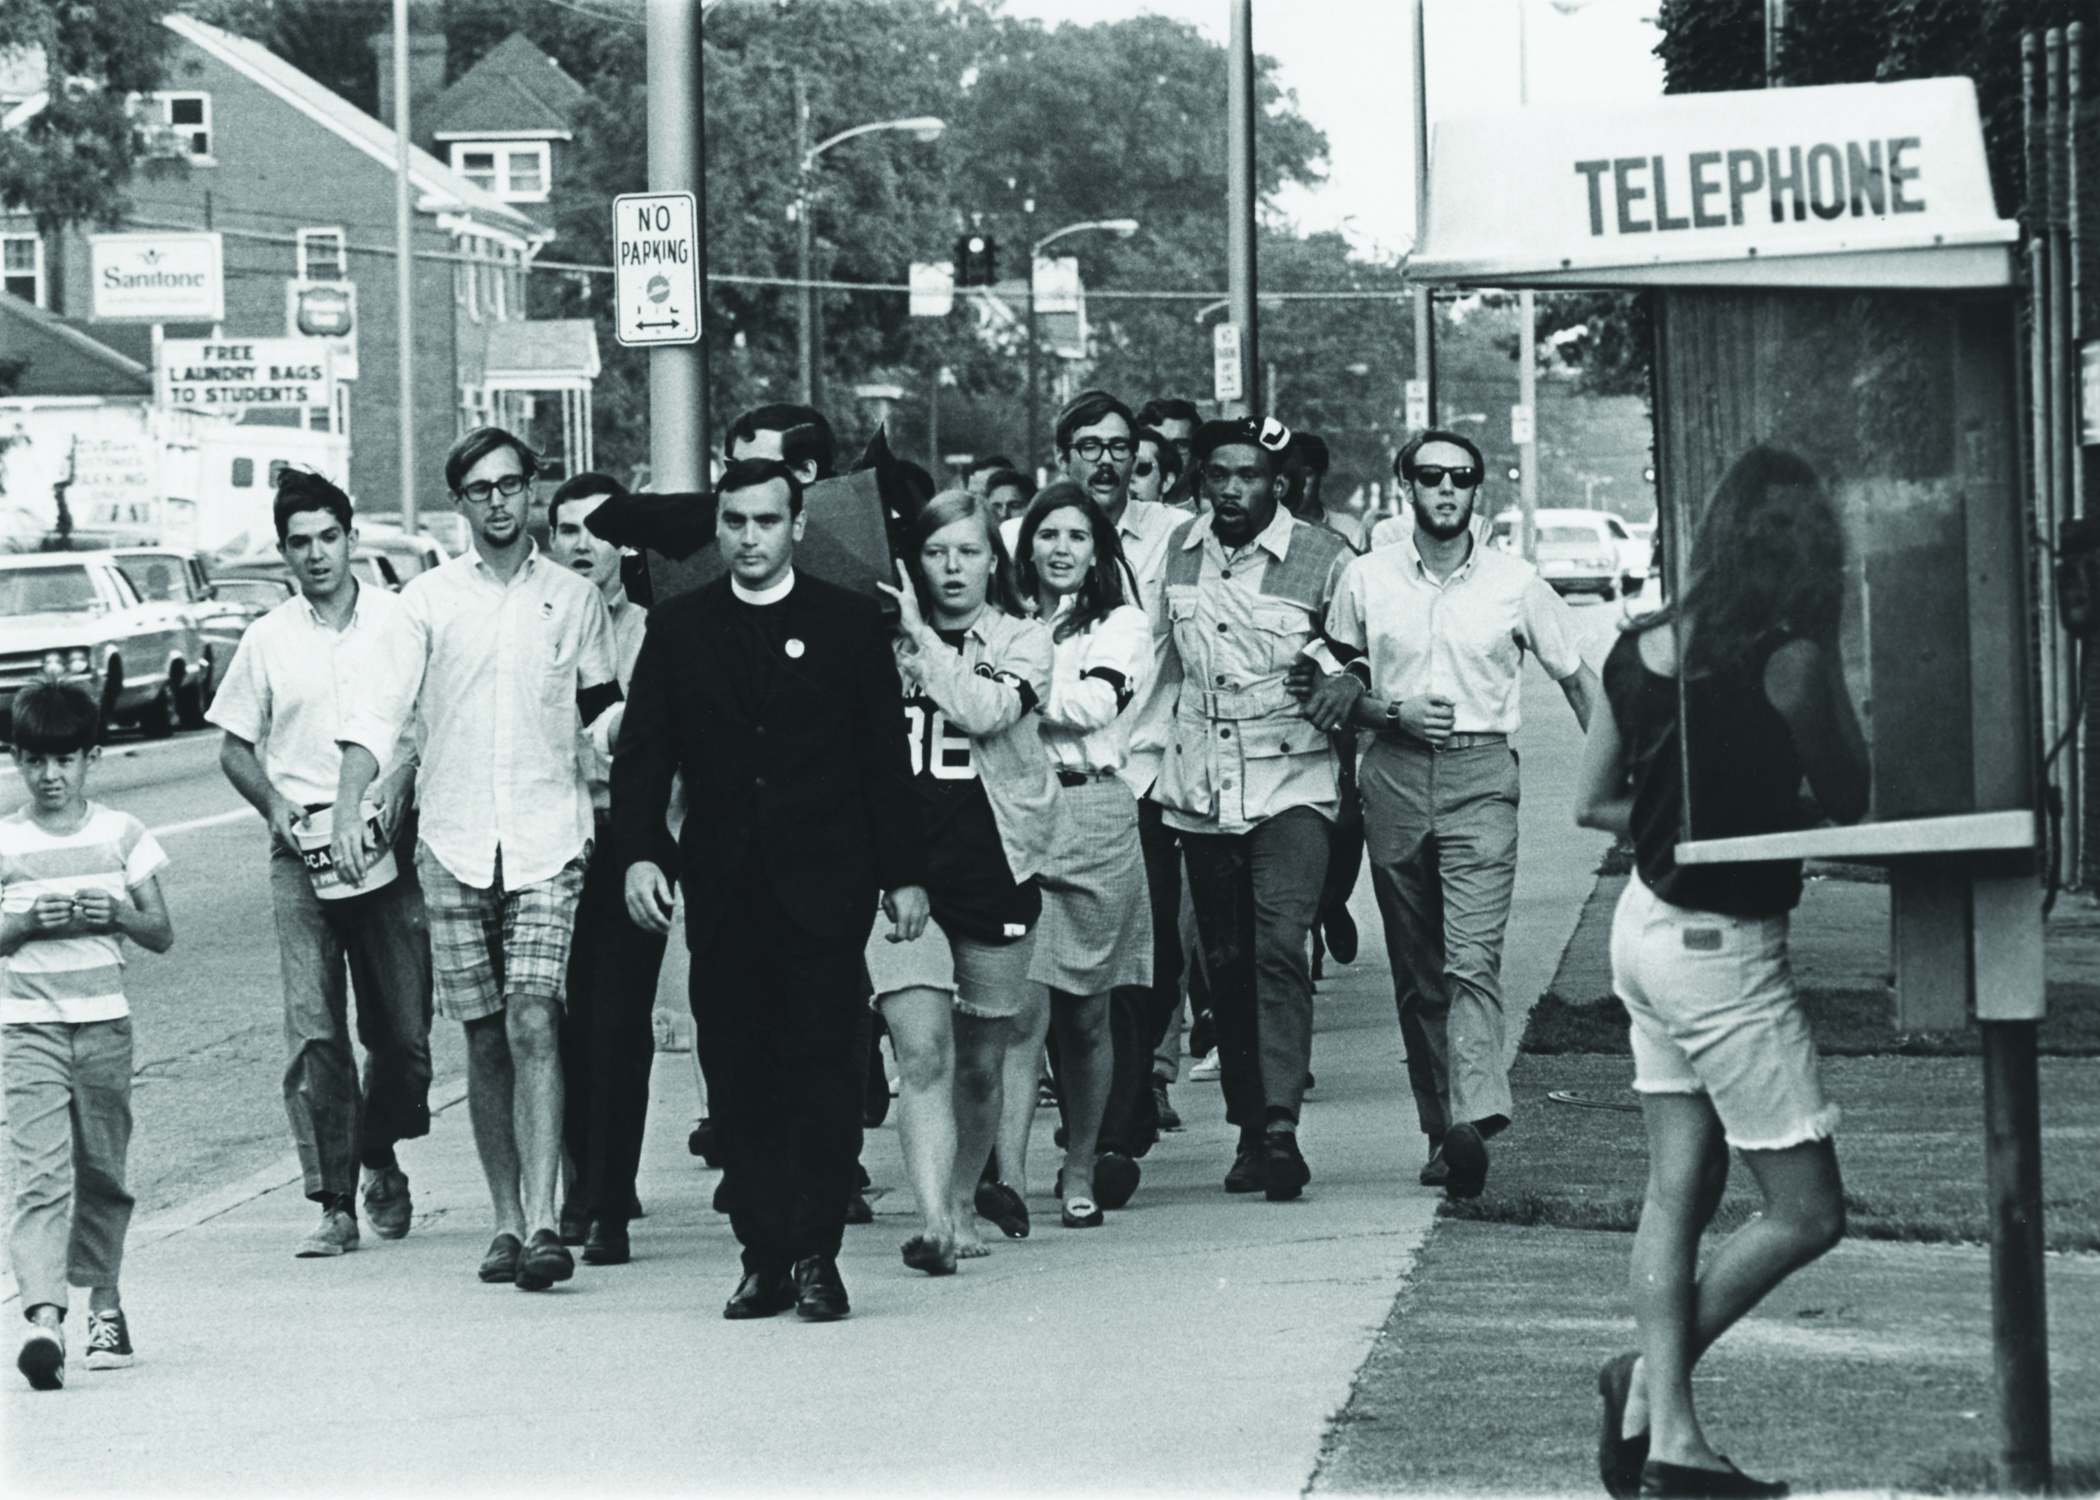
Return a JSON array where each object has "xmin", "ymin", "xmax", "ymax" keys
[
  {"xmin": 950, "ymin": 1010, "xmax": 1009, "ymax": 1256},
  {"xmin": 464, "ymin": 1013, "xmax": 525, "ymax": 1238},
  {"xmin": 995, "ymin": 985, "xmax": 1052, "ymax": 1194},
  {"xmin": 1050, "ymin": 989, "xmax": 1112, "ymax": 1203},
  {"xmin": 1627, "ymin": 1094, "xmax": 1845, "ymax": 1468},
  {"xmin": 883, "ymin": 987, "xmax": 959, "ymax": 1254},
  {"xmin": 506, "ymin": 993, "xmax": 565, "ymax": 1237}
]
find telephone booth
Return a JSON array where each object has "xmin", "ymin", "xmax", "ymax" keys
[{"xmin": 1412, "ymin": 75, "xmax": 2051, "ymax": 1484}]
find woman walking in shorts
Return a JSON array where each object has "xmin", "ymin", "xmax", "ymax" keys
[
  {"xmin": 1011, "ymin": 480, "xmax": 1155, "ymax": 1228},
  {"xmin": 873, "ymin": 490, "xmax": 1056, "ymax": 1273},
  {"xmin": 1576, "ymin": 446, "xmax": 1869, "ymax": 1499}
]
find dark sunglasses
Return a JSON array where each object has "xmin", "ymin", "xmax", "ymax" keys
[
  {"xmin": 1409, "ymin": 464, "xmax": 1481, "ymax": 489},
  {"xmin": 1133, "ymin": 461, "xmax": 1157, "ymax": 478}
]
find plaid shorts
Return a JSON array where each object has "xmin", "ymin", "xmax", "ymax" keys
[{"xmin": 415, "ymin": 841, "xmax": 589, "ymax": 1023}]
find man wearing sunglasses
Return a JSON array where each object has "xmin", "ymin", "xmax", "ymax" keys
[
  {"xmin": 332, "ymin": 426, "xmax": 621, "ymax": 1292},
  {"xmin": 1323, "ymin": 429, "xmax": 1598, "ymax": 1200}
]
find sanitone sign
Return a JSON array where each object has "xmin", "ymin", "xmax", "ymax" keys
[{"xmin": 1410, "ymin": 78, "xmax": 2019, "ymax": 289}]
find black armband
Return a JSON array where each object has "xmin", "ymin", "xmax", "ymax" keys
[
  {"xmin": 1081, "ymin": 666, "xmax": 1134, "ymax": 711},
  {"xmin": 987, "ymin": 667, "xmax": 1041, "ymax": 716},
  {"xmin": 577, "ymin": 681, "xmax": 624, "ymax": 724}
]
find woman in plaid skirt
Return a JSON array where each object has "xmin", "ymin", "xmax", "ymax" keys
[{"xmin": 1012, "ymin": 481, "xmax": 1156, "ymax": 1228}]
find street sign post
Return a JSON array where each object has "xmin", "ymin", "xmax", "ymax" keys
[
  {"xmin": 612, "ymin": 191, "xmax": 702, "ymax": 347},
  {"xmin": 1405, "ymin": 378, "xmax": 1430, "ymax": 432},
  {"xmin": 1212, "ymin": 322, "xmax": 1244, "ymax": 405}
]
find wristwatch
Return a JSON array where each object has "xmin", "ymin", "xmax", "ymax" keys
[{"xmin": 1384, "ymin": 698, "xmax": 1403, "ymax": 728}]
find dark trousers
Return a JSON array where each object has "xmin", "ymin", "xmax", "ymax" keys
[
  {"xmin": 268, "ymin": 842, "xmax": 433, "ymax": 1202},
  {"xmin": 1320, "ymin": 738, "xmax": 1367, "ymax": 922},
  {"xmin": 1181, "ymin": 806, "xmax": 1330, "ymax": 1133},
  {"xmin": 690, "ymin": 875, "xmax": 871, "ymax": 1275},
  {"xmin": 559, "ymin": 816, "xmax": 669, "ymax": 1223}
]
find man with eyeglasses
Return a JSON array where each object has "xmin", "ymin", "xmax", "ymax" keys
[
  {"xmin": 1159, "ymin": 416, "xmax": 1361, "ymax": 1202},
  {"xmin": 331, "ymin": 426, "xmax": 620, "ymax": 1292},
  {"xmin": 1038, "ymin": 389, "xmax": 1185, "ymax": 1205},
  {"xmin": 1321, "ymin": 429, "xmax": 1598, "ymax": 1200}
]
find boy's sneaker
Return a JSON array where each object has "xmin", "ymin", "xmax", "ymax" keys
[
  {"xmin": 18, "ymin": 1325, "xmax": 63, "ymax": 1390},
  {"xmin": 362, "ymin": 1167, "xmax": 413, "ymax": 1240},
  {"xmin": 1188, "ymin": 1051, "xmax": 1222, "ymax": 1081},
  {"xmin": 84, "ymin": 1310, "xmax": 133, "ymax": 1370},
  {"xmin": 296, "ymin": 1207, "xmax": 360, "ymax": 1257}
]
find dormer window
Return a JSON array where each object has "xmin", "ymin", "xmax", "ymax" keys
[{"xmin": 448, "ymin": 141, "xmax": 550, "ymax": 203}]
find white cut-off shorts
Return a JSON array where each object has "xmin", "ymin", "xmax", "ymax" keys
[{"xmin": 1610, "ymin": 873, "xmax": 1840, "ymax": 1151}]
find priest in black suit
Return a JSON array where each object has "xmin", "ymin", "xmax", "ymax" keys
[{"xmin": 613, "ymin": 457, "xmax": 927, "ymax": 1322}]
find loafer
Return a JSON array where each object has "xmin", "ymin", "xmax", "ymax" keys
[
  {"xmin": 1597, "ymin": 1351, "xmax": 1649, "ymax": 1498},
  {"xmin": 1262, "ymin": 1131, "xmax": 1311, "ymax": 1201},
  {"xmin": 1061, "ymin": 1196, "xmax": 1104, "ymax": 1228},
  {"xmin": 514, "ymin": 1228, "xmax": 575, "ymax": 1292},
  {"xmin": 1224, "ymin": 1145, "xmax": 1264, "ymax": 1193},
  {"xmin": 1638, "ymin": 1458, "xmax": 1787, "ymax": 1498},
  {"xmin": 1442, "ymin": 1121, "xmax": 1490, "ymax": 1199},
  {"xmin": 791, "ymin": 1255, "xmax": 851, "ymax": 1321},
  {"xmin": 477, "ymin": 1232, "xmax": 523, "ymax": 1283},
  {"xmin": 582, "ymin": 1219, "xmax": 631, "ymax": 1266},
  {"xmin": 723, "ymin": 1267, "xmax": 795, "ymax": 1320},
  {"xmin": 974, "ymin": 1178, "xmax": 1030, "ymax": 1239},
  {"xmin": 361, "ymin": 1168, "xmax": 413, "ymax": 1240},
  {"xmin": 1094, "ymin": 1150, "xmax": 1140, "ymax": 1211}
]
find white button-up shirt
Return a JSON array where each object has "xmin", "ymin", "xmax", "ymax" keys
[
  {"xmin": 1328, "ymin": 535, "xmax": 1584, "ymax": 736},
  {"xmin": 208, "ymin": 583, "xmax": 416, "ymax": 807},
  {"xmin": 342, "ymin": 545, "xmax": 616, "ymax": 889},
  {"xmin": 1038, "ymin": 601, "xmax": 1152, "ymax": 777},
  {"xmin": 1107, "ymin": 497, "xmax": 1191, "ymax": 797}
]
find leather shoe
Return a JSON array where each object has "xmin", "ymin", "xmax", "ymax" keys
[
  {"xmin": 1224, "ymin": 1145, "xmax": 1264, "ymax": 1193},
  {"xmin": 1093, "ymin": 1150, "xmax": 1140, "ymax": 1210},
  {"xmin": 477, "ymin": 1232, "xmax": 522, "ymax": 1283},
  {"xmin": 1262, "ymin": 1130, "xmax": 1311, "ymax": 1201},
  {"xmin": 723, "ymin": 1267, "xmax": 795, "ymax": 1320},
  {"xmin": 1638, "ymin": 1459, "xmax": 1787, "ymax": 1498},
  {"xmin": 514, "ymin": 1228, "xmax": 575, "ymax": 1291},
  {"xmin": 791, "ymin": 1255, "xmax": 851, "ymax": 1321},
  {"xmin": 1597, "ymin": 1351, "xmax": 1649, "ymax": 1498},
  {"xmin": 1420, "ymin": 1144, "xmax": 1450, "ymax": 1188},
  {"xmin": 843, "ymin": 1188, "xmax": 874, "ymax": 1225},
  {"xmin": 974, "ymin": 1178, "xmax": 1030, "ymax": 1239},
  {"xmin": 558, "ymin": 1202, "xmax": 589, "ymax": 1247},
  {"xmin": 1442, "ymin": 1121, "xmax": 1490, "ymax": 1199},
  {"xmin": 582, "ymin": 1219, "xmax": 631, "ymax": 1266}
]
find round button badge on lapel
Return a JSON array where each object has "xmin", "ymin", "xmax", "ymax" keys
[{"xmin": 786, "ymin": 638, "xmax": 805, "ymax": 658}]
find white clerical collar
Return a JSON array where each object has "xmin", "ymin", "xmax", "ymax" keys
[{"xmin": 731, "ymin": 568, "xmax": 796, "ymax": 606}]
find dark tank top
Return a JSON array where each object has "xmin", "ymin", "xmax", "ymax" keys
[{"xmin": 1602, "ymin": 625, "xmax": 1805, "ymax": 917}]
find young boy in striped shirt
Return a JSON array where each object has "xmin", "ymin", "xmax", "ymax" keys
[{"xmin": 2, "ymin": 679, "xmax": 172, "ymax": 1390}]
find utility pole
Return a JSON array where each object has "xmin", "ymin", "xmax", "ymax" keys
[
  {"xmin": 1410, "ymin": 0, "xmax": 1435, "ymax": 434},
  {"xmin": 392, "ymin": 0, "xmax": 416, "ymax": 533},
  {"xmin": 1226, "ymin": 0, "xmax": 1258, "ymax": 420},
  {"xmin": 793, "ymin": 72, "xmax": 813, "ymax": 410},
  {"xmin": 646, "ymin": 0, "xmax": 706, "ymax": 491},
  {"xmin": 1516, "ymin": 1, "xmax": 1539, "ymax": 561}
]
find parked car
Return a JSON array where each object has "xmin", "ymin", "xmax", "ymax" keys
[
  {"xmin": 208, "ymin": 575, "xmax": 296, "ymax": 623},
  {"xmin": 111, "ymin": 547, "xmax": 248, "ymax": 726},
  {"xmin": 355, "ymin": 525, "xmax": 448, "ymax": 583},
  {"xmin": 213, "ymin": 550, "xmax": 402, "ymax": 596},
  {"xmin": 1496, "ymin": 508, "xmax": 1624, "ymax": 600},
  {"xmin": 0, "ymin": 553, "xmax": 201, "ymax": 739}
]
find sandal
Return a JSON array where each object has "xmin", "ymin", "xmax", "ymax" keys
[
  {"xmin": 1061, "ymin": 1196, "xmax": 1103, "ymax": 1228},
  {"xmin": 900, "ymin": 1233, "xmax": 958, "ymax": 1276}
]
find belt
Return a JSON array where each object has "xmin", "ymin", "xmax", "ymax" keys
[
  {"xmin": 1056, "ymin": 767, "xmax": 1122, "ymax": 788},
  {"xmin": 1384, "ymin": 729, "xmax": 1508, "ymax": 751}
]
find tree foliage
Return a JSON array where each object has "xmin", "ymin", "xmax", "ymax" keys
[{"xmin": 0, "ymin": 0, "xmax": 170, "ymax": 232}]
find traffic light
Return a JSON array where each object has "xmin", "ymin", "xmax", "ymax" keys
[{"xmin": 954, "ymin": 232, "xmax": 997, "ymax": 287}]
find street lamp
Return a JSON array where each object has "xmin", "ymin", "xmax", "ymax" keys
[
  {"xmin": 794, "ymin": 98, "xmax": 945, "ymax": 407},
  {"xmin": 1026, "ymin": 217, "xmax": 1139, "ymax": 474}
]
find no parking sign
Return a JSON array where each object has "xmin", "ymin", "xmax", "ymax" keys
[{"xmin": 612, "ymin": 191, "xmax": 701, "ymax": 347}]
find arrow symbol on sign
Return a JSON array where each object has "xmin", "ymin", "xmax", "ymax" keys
[{"xmin": 635, "ymin": 318, "xmax": 684, "ymax": 329}]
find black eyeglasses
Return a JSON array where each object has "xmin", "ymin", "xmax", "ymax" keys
[
  {"xmin": 1070, "ymin": 437, "xmax": 1135, "ymax": 462},
  {"xmin": 458, "ymin": 473, "xmax": 531, "ymax": 504},
  {"xmin": 1409, "ymin": 465, "xmax": 1481, "ymax": 490}
]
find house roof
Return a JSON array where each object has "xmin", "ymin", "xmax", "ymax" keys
[
  {"xmin": 0, "ymin": 291, "xmax": 154, "ymax": 397},
  {"xmin": 482, "ymin": 319, "xmax": 601, "ymax": 388},
  {"xmin": 426, "ymin": 33, "xmax": 584, "ymax": 141},
  {"xmin": 160, "ymin": 14, "xmax": 548, "ymax": 245}
]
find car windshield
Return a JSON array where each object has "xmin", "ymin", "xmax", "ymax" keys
[
  {"xmin": 0, "ymin": 565, "xmax": 100, "ymax": 616},
  {"xmin": 116, "ymin": 556, "xmax": 184, "ymax": 602},
  {"xmin": 1538, "ymin": 525, "xmax": 1603, "ymax": 546},
  {"xmin": 216, "ymin": 580, "xmax": 288, "ymax": 607}
]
